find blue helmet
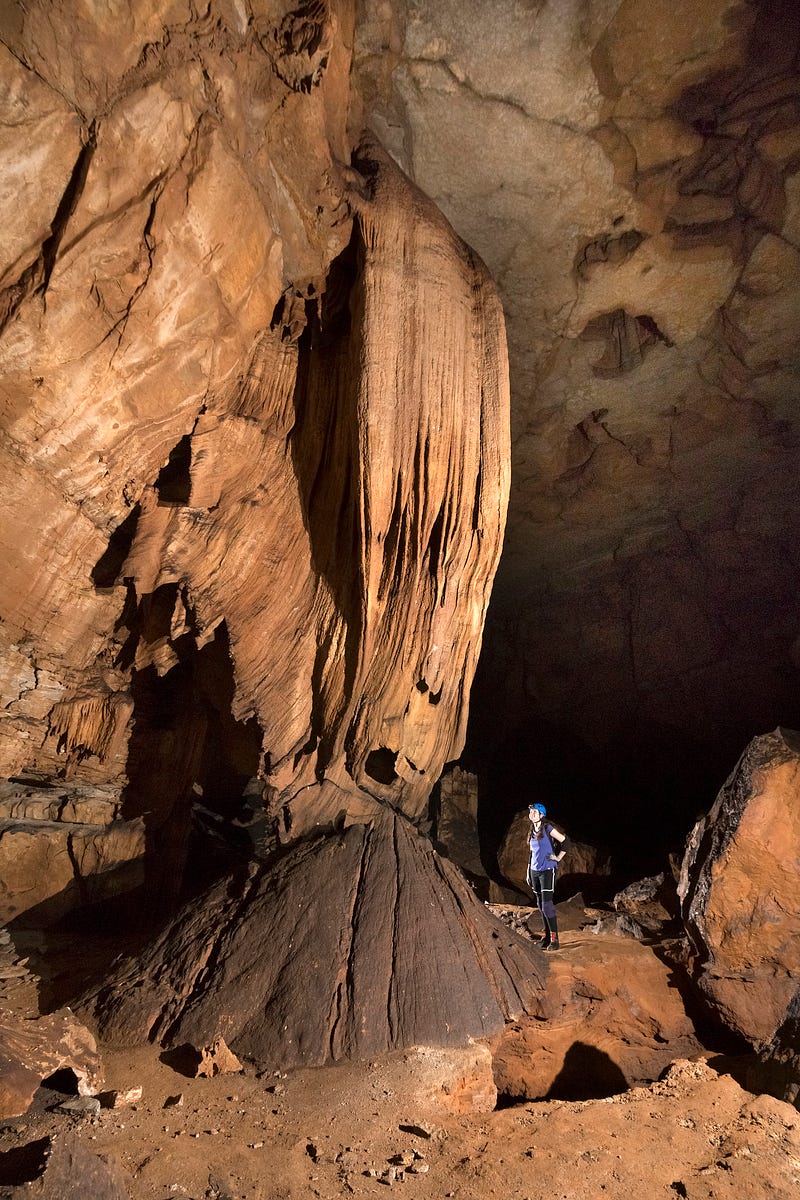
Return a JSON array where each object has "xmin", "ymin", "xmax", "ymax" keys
[{"xmin": 529, "ymin": 802, "xmax": 547, "ymax": 817}]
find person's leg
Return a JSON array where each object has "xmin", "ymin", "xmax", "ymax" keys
[
  {"xmin": 540, "ymin": 868, "xmax": 559, "ymax": 950},
  {"xmin": 530, "ymin": 871, "xmax": 550, "ymax": 945}
]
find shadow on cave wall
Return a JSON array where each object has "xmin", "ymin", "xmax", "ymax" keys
[{"xmin": 121, "ymin": 621, "xmax": 264, "ymax": 918}]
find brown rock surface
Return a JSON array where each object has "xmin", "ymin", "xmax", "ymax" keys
[
  {"xmin": 490, "ymin": 909, "xmax": 701, "ymax": 1101},
  {"xmin": 679, "ymin": 727, "xmax": 800, "ymax": 1046},
  {"xmin": 0, "ymin": 1131, "xmax": 128, "ymax": 1199},
  {"xmin": 0, "ymin": 0, "xmax": 510, "ymax": 916},
  {"xmin": 0, "ymin": 931, "xmax": 103, "ymax": 1119},
  {"xmin": 83, "ymin": 812, "xmax": 548, "ymax": 1069}
]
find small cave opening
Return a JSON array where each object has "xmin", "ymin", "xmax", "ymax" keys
[
  {"xmin": 365, "ymin": 746, "xmax": 399, "ymax": 785},
  {"xmin": 154, "ymin": 434, "xmax": 192, "ymax": 505},
  {"xmin": 121, "ymin": 619, "xmax": 265, "ymax": 916},
  {"xmin": 39, "ymin": 1067, "xmax": 80, "ymax": 1097}
]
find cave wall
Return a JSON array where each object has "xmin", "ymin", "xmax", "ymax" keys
[
  {"xmin": 0, "ymin": 0, "xmax": 509, "ymax": 907},
  {"xmin": 356, "ymin": 0, "xmax": 800, "ymax": 858}
]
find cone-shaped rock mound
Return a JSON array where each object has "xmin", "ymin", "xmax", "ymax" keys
[{"xmin": 82, "ymin": 812, "xmax": 548, "ymax": 1070}]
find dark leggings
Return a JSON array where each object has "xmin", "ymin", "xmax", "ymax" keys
[{"xmin": 528, "ymin": 867, "xmax": 557, "ymax": 923}]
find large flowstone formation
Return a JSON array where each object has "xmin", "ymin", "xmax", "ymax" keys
[{"xmin": 0, "ymin": 1, "xmax": 509, "ymax": 923}]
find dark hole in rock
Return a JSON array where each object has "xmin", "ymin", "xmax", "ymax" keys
[
  {"xmin": 365, "ymin": 746, "xmax": 398, "ymax": 784},
  {"xmin": 90, "ymin": 503, "xmax": 141, "ymax": 588},
  {"xmin": 40, "ymin": 1067, "xmax": 80, "ymax": 1096},
  {"xmin": 155, "ymin": 434, "xmax": 192, "ymax": 505}
]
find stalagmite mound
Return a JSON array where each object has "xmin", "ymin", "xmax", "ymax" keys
[{"xmin": 82, "ymin": 812, "xmax": 547, "ymax": 1069}]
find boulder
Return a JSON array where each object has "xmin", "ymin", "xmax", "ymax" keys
[
  {"xmin": 492, "ymin": 932, "xmax": 701, "ymax": 1101},
  {"xmin": 82, "ymin": 812, "xmax": 549, "ymax": 1071},
  {"xmin": 592, "ymin": 871, "xmax": 682, "ymax": 940},
  {"xmin": 679, "ymin": 728, "xmax": 800, "ymax": 1045},
  {"xmin": 746, "ymin": 984, "xmax": 800, "ymax": 1111},
  {"xmin": 0, "ymin": 931, "xmax": 103, "ymax": 1119},
  {"xmin": 0, "ymin": 1132, "xmax": 128, "ymax": 1199}
]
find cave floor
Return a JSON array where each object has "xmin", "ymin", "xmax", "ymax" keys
[{"xmin": 2, "ymin": 1017, "xmax": 799, "ymax": 1200}]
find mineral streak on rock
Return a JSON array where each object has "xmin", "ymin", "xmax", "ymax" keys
[
  {"xmin": 679, "ymin": 727, "xmax": 800, "ymax": 1045},
  {"xmin": 83, "ymin": 811, "xmax": 547, "ymax": 1071}
]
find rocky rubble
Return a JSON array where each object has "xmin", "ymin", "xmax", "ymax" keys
[{"xmin": 0, "ymin": 931, "xmax": 103, "ymax": 1120}]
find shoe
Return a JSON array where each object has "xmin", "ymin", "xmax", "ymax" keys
[
  {"xmin": 542, "ymin": 937, "xmax": 560, "ymax": 952},
  {"xmin": 536, "ymin": 933, "xmax": 550, "ymax": 947}
]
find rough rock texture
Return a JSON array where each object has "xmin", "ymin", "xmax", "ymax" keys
[
  {"xmin": 497, "ymin": 809, "xmax": 612, "ymax": 900},
  {"xmin": 82, "ymin": 812, "xmax": 548, "ymax": 1069},
  {"xmin": 0, "ymin": 1131, "xmax": 129, "ymax": 1199},
  {"xmin": 679, "ymin": 728, "xmax": 800, "ymax": 1046},
  {"xmin": 0, "ymin": 931, "xmax": 103, "ymax": 1119},
  {"xmin": 0, "ymin": 1, "xmax": 509, "ymax": 904},
  {"xmin": 0, "ymin": 782, "xmax": 144, "ymax": 925},
  {"xmin": 748, "ymin": 986, "xmax": 800, "ymax": 1111},
  {"xmin": 492, "ymin": 931, "xmax": 701, "ymax": 1100},
  {"xmin": 356, "ymin": 0, "xmax": 800, "ymax": 854}
]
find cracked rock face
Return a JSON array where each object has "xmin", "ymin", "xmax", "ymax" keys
[{"xmin": 356, "ymin": 0, "xmax": 800, "ymax": 851}]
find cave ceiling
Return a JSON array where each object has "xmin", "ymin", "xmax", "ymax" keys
[{"xmin": 356, "ymin": 0, "xmax": 800, "ymax": 859}]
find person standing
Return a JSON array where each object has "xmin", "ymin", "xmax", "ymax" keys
[{"xmin": 526, "ymin": 802, "xmax": 567, "ymax": 951}]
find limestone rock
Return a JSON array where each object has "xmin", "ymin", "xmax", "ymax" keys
[
  {"xmin": 83, "ymin": 813, "xmax": 548, "ymax": 1070},
  {"xmin": 492, "ymin": 934, "xmax": 701, "ymax": 1101},
  {"xmin": 0, "ymin": 931, "xmax": 103, "ymax": 1119},
  {"xmin": 747, "ymin": 985, "xmax": 800, "ymax": 1111},
  {"xmin": 194, "ymin": 1038, "xmax": 243, "ymax": 1078},
  {"xmin": 0, "ymin": 1, "xmax": 510, "ymax": 906},
  {"xmin": 0, "ymin": 809, "xmax": 145, "ymax": 926},
  {"xmin": 679, "ymin": 728, "xmax": 800, "ymax": 1045},
  {"xmin": 401, "ymin": 1044, "xmax": 497, "ymax": 1115},
  {"xmin": 434, "ymin": 767, "xmax": 484, "ymax": 877},
  {"xmin": 609, "ymin": 871, "xmax": 680, "ymax": 938},
  {"xmin": 0, "ymin": 1131, "xmax": 128, "ymax": 1199}
]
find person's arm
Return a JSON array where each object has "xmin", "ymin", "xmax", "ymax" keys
[{"xmin": 548, "ymin": 826, "xmax": 568, "ymax": 863}]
